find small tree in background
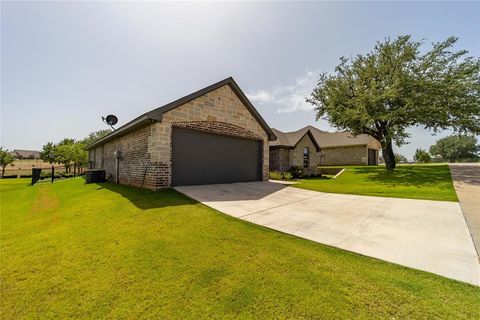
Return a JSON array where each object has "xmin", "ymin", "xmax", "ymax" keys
[
  {"xmin": 394, "ymin": 153, "xmax": 407, "ymax": 164},
  {"xmin": 430, "ymin": 135, "xmax": 479, "ymax": 162},
  {"xmin": 0, "ymin": 147, "xmax": 14, "ymax": 177},
  {"xmin": 308, "ymin": 35, "xmax": 480, "ymax": 171},
  {"xmin": 55, "ymin": 139, "xmax": 75, "ymax": 173},
  {"xmin": 71, "ymin": 142, "xmax": 88, "ymax": 174},
  {"xmin": 413, "ymin": 148, "xmax": 431, "ymax": 163},
  {"xmin": 40, "ymin": 142, "xmax": 57, "ymax": 164}
]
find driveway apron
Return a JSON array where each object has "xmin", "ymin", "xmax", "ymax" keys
[{"xmin": 176, "ymin": 181, "xmax": 480, "ymax": 285}]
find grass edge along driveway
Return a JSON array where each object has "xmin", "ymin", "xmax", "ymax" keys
[
  {"xmin": 1, "ymin": 178, "xmax": 478, "ymax": 319},
  {"xmin": 294, "ymin": 164, "xmax": 458, "ymax": 201}
]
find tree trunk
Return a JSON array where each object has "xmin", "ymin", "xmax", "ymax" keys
[
  {"xmin": 382, "ymin": 140, "xmax": 396, "ymax": 171},
  {"xmin": 1, "ymin": 166, "xmax": 5, "ymax": 178}
]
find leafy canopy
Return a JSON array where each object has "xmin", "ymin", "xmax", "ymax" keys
[
  {"xmin": 413, "ymin": 148, "xmax": 431, "ymax": 163},
  {"xmin": 81, "ymin": 129, "xmax": 111, "ymax": 147},
  {"xmin": 429, "ymin": 135, "xmax": 479, "ymax": 162},
  {"xmin": 39, "ymin": 129, "xmax": 109, "ymax": 170},
  {"xmin": 308, "ymin": 35, "xmax": 480, "ymax": 169}
]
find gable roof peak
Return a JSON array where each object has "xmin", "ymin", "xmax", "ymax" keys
[{"xmin": 86, "ymin": 77, "xmax": 276, "ymax": 149}]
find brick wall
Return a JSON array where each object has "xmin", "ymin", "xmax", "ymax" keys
[
  {"xmin": 269, "ymin": 148, "xmax": 291, "ymax": 172},
  {"xmin": 88, "ymin": 126, "xmax": 165, "ymax": 190},
  {"xmin": 89, "ymin": 84, "xmax": 269, "ymax": 189},
  {"xmin": 320, "ymin": 145, "xmax": 368, "ymax": 166}
]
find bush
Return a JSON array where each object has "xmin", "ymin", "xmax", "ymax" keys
[
  {"xmin": 269, "ymin": 171, "xmax": 294, "ymax": 181},
  {"xmin": 269, "ymin": 171, "xmax": 283, "ymax": 180},
  {"xmin": 282, "ymin": 172, "xmax": 293, "ymax": 180},
  {"xmin": 20, "ymin": 174, "xmax": 32, "ymax": 178},
  {"xmin": 289, "ymin": 166, "xmax": 304, "ymax": 179},
  {"xmin": 1, "ymin": 175, "xmax": 17, "ymax": 179}
]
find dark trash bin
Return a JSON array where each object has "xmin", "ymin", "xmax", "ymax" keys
[
  {"xmin": 32, "ymin": 168, "xmax": 42, "ymax": 185},
  {"xmin": 85, "ymin": 170, "xmax": 106, "ymax": 184}
]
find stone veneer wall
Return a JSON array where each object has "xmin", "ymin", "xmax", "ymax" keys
[
  {"xmin": 89, "ymin": 84, "xmax": 269, "ymax": 190},
  {"xmin": 291, "ymin": 134, "xmax": 321, "ymax": 174},
  {"xmin": 269, "ymin": 134, "xmax": 321, "ymax": 174},
  {"xmin": 320, "ymin": 145, "xmax": 368, "ymax": 166}
]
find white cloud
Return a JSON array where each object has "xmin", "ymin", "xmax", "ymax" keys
[{"xmin": 247, "ymin": 70, "xmax": 318, "ymax": 113}]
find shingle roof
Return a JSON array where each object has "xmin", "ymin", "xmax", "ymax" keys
[
  {"xmin": 270, "ymin": 126, "xmax": 380, "ymax": 149},
  {"xmin": 270, "ymin": 127, "xmax": 321, "ymax": 151},
  {"xmin": 10, "ymin": 149, "xmax": 41, "ymax": 159},
  {"xmin": 86, "ymin": 77, "xmax": 276, "ymax": 149}
]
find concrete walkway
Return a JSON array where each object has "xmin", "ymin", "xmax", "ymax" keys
[
  {"xmin": 176, "ymin": 182, "xmax": 480, "ymax": 285},
  {"xmin": 449, "ymin": 163, "xmax": 480, "ymax": 256}
]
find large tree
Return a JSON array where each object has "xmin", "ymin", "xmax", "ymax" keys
[
  {"xmin": 308, "ymin": 36, "xmax": 480, "ymax": 170},
  {"xmin": 430, "ymin": 135, "xmax": 479, "ymax": 162}
]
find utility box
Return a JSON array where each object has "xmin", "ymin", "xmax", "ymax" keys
[{"xmin": 85, "ymin": 170, "xmax": 106, "ymax": 184}]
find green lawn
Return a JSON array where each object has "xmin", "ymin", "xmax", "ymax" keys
[
  {"xmin": 294, "ymin": 164, "xmax": 458, "ymax": 201},
  {"xmin": 1, "ymin": 178, "xmax": 478, "ymax": 319}
]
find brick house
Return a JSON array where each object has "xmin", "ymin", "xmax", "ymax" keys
[
  {"xmin": 86, "ymin": 77, "xmax": 276, "ymax": 189},
  {"xmin": 269, "ymin": 126, "xmax": 381, "ymax": 171}
]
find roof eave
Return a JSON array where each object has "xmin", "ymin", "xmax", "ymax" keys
[
  {"xmin": 85, "ymin": 115, "xmax": 154, "ymax": 150},
  {"xmin": 86, "ymin": 77, "xmax": 277, "ymax": 149},
  {"xmin": 319, "ymin": 143, "xmax": 368, "ymax": 149}
]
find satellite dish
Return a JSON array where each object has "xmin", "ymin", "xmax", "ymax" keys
[
  {"xmin": 105, "ymin": 115, "xmax": 118, "ymax": 125},
  {"xmin": 102, "ymin": 115, "xmax": 118, "ymax": 130}
]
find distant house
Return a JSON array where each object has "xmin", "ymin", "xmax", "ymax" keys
[
  {"xmin": 269, "ymin": 128, "xmax": 321, "ymax": 174},
  {"xmin": 10, "ymin": 149, "xmax": 41, "ymax": 160},
  {"xmin": 269, "ymin": 126, "xmax": 381, "ymax": 171}
]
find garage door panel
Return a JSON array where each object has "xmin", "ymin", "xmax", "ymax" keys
[{"xmin": 172, "ymin": 128, "xmax": 262, "ymax": 186}]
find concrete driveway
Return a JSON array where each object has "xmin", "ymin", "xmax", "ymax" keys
[
  {"xmin": 449, "ymin": 163, "xmax": 480, "ymax": 256},
  {"xmin": 176, "ymin": 182, "xmax": 480, "ymax": 285}
]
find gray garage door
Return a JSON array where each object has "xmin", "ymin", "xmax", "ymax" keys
[{"xmin": 172, "ymin": 128, "xmax": 262, "ymax": 186}]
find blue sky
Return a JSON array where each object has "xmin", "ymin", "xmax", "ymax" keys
[{"xmin": 1, "ymin": 1, "xmax": 479, "ymax": 159}]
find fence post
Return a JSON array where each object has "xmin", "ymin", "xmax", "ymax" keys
[{"xmin": 51, "ymin": 165, "xmax": 54, "ymax": 183}]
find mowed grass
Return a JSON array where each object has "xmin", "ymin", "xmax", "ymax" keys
[
  {"xmin": 294, "ymin": 164, "xmax": 458, "ymax": 201},
  {"xmin": 1, "ymin": 178, "xmax": 478, "ymax": 319}
]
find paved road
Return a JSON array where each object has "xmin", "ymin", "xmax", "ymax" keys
[
  {"xmin": 176, "ymin": 182, "xmax": 480, "ymax": 285},
  {"xmin": 449, "ymin": 163, "xmax": 480, "ymax": 256}
]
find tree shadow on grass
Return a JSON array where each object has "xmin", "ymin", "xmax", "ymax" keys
[
  {"xmin": 93, "ymin": 182, "xmax": 195, "ymax": 210},
  {"xmin": 352, "ymin": 165, "xmax": 455, "ymax": 190}
]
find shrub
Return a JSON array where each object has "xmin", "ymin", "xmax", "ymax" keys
[
  {"xmin": 20, "ymin": 174, "xmax": 32, "ymax": 178},
  {"xmin": 282, "ymin": 172, "xmax": 293, "ymax": 180},
  {"xmin": 269, "ymin": 171, "xmax": 283, "ymax": 180},
  {"xmin": 289, "ymin": 166, "xmax": 304, "ymax": 179},
  {"xmin": 1, "ymin": 175, "xmax": 17, "ymax": 179}
]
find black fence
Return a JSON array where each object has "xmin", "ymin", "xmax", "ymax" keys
[{"xmin": 30, "ymin": 166, "xmax": 86, "ymax": 185}]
